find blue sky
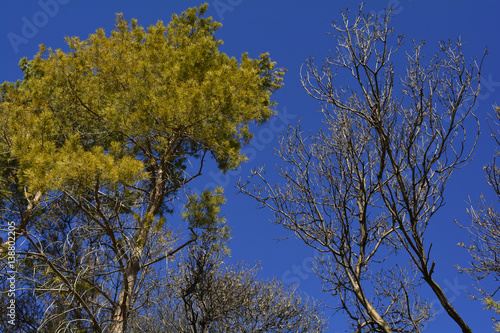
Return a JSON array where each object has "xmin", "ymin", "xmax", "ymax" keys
[{"xmin": 2, "ymin": 1, "xmax": 500, "ymax": 331}]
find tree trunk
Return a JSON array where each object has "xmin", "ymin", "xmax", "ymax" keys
[
  {"xmin": 350, "ymin": 276, "xmax": 393, "ymax": 333},
  {"xmin": 109, "ymin": 250, "xmax": 142, "ymax": 333},
  {"xmin": 423, "ymin": 275, "xmax": 472, "ymax": 333}
]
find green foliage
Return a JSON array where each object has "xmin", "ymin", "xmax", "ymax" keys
[
  {"xmin": 485, "ymin": 298, "xmax": 500, "ymax": 331},
  {"xmin": 182, "ymin": 187, "xmax": 226, "ymax": 227},
  {"xmin": 182, "ymin": 187, "xmax": 230, "ymax": 252},
  {"xmin": 1, "ymin": 3, "xmax": 284, "ymax": 196},
  {"xmin": 0, "ymin": 4, "xmax": 284, "ymax": 330}
]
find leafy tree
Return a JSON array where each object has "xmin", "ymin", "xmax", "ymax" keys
[
  {"xmin": 240, "ymin": 5, "xmax": 484, "ymax": 333},
  {"xmin": 0, "ymin": 4, "xmax": 294, "ymax": 332}
]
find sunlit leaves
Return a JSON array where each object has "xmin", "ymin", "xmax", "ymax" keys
[
  {"xmin": 0, "ymin": 4, "xmax": 284, "ymax": 330},
  {"xmin": 182, "ymin": 187, "xmax": 230, "ymax": 251},
  {"xmin": 1, "ymin": 3, "xmax": 284, "ymax": 197}
]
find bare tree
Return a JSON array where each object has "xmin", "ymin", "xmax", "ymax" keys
[
  {"xmin": 240, "ymin": 5, "xmax": 484, "ymax": 333},
  {"xmin": 128, "ymin": 239, "xmax": 326, "ymax": 333},
  {"xmin": 458, "ymin": 106, "xmax": 500, "ymax": 330}
]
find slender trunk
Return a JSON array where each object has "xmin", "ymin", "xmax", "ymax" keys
[
  {"xmin": 423, "ymin": 274, "xmax": 472, "ymax": 333},
  {"xmin": 349, "ymin": 276, "xmax": 393, "ymax": 333},
  {"xmin": 109, "ymin": 249, "xmax": 142, "ymax": 333}
]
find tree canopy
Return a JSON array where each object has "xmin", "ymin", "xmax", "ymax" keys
[
  {"xmin": 239, "ymin": 5, "xmax": 484, "ymax": 333},
  {"xmin": 0, "ymin": 4, "xmax": 305, "ymax": 332}
]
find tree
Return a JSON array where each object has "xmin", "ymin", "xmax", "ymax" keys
[
  {"xmin": 458, "ymin": 106, "xmax": 500, "ymax": 331},
  {"xmin": 0, "ymin": 4, "xmax": 293, "ymax": 332},
  {"xmin": 239, "ymin": 5, "xmax": 484, "ymax": 333},
  {"xmin": 127, "ymin": 237, "xmax": 326, "ymax": 332}
]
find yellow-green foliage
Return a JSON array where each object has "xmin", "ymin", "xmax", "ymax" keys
[
  {"xmin": 182, "ymin": 187, "xmax": 230, "ymax": 252},
  {"xmin": 0, "ymin": 3, "xmax": 284, "ymax": 196},
  {"xmin": 485, "ymin": 298, "xmax": 500, "ymax": 332},
  {"xmin": 182, "ymin": 186, "xmax": 226, "ymax": 228},
  {"xmin": 0, "ymin": 6, "xmax": 282, "ymax": 327}
]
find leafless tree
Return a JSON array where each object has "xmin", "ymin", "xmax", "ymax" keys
[
  {"xmin": 458, "ymin": 106, "xmax": 500, "ymax": 329},
  {"xmin": 239, "ymin": 5, "xmax": 484, "ymax": 333},
  {"xmin": 127, "ymin": 239, "xmax": 326, "ymax": 333}
]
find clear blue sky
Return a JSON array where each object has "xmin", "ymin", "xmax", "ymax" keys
[{"xmin": 2, "ymin": 1, "xmax": 500, "ymax": 331}]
